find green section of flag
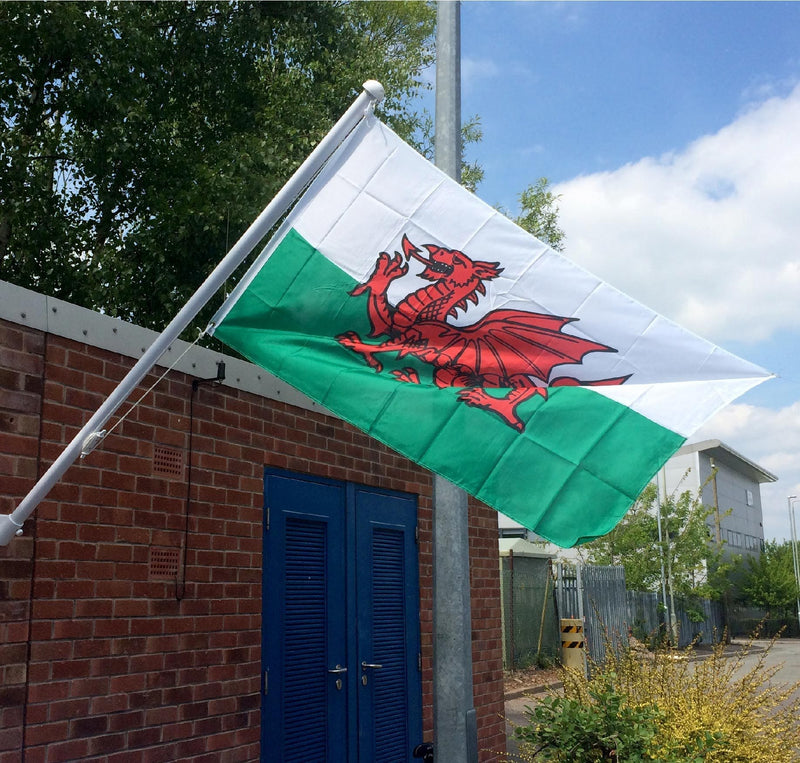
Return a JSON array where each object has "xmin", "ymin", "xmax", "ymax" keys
[{"xmin": 214, "ymin": 229, "xmax": 685, "ymax": 546}]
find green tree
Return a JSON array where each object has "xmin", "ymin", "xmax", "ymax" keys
[
  {"xmin": 585, "ymin": 481, "xmax": 723, "ymax": 615},
  {"xmin": 412, "ymin": 112, "xmax": 486, "ymax": 193},
  {"xmin": 739, "ymin": 540, "xmax": 798, "ymax": 617},
  {"xmin": 492, "ymin": 176, "xmax": 566, "ymax": 251},
  {"xmin": 514, "ymin": 177, "xmax": 566, "ymax": 252},
  {"xmin": 2, "ymin": 0, "xmax": 572, "ymax": 334},
  {"xmin": 0, "ymin": 1, "xmax": 435, "ymax": 328}
]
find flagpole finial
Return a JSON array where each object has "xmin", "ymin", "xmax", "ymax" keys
[{"xmin": 362, "ymin": 80, "xmax": 385, "ymax": 103}]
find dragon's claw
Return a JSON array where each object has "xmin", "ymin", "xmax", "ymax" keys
[
  {"xmin": 384, "ymin": 252, "xmax": 408, "ymax": 279},
  {"xmin": 372, "ymin": 251, "xmax": 407, "ymax": 282},
  {"xmin": 336, "ymin": 331, "xmax": 383, "ymax": 372},
  {"xmin": 336, "ymin": 330, "xmax": 360, "ymax": 345},
  {"xmin": 351, "ymin": 252, "xmax": 409, "ymax": 297},
  {"xmin": 458, "ymin": 388, "xmax": 525, "ymax": 432},
  {"xmin": 392, "ymin": 368, "xmax": 421, "ymax": 384}
]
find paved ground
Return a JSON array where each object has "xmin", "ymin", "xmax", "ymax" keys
[
  {"xmin": 504, "ymin": 681, "xmax": 557, "ymax": 760},
  {"xmin": 501, "ymin": 638, "xmax": 800, "ymax": 760}
]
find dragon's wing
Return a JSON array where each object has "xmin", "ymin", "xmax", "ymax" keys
[{"xmin": 416, "ymin": 309, "xmax": 618, "ymax": 384}]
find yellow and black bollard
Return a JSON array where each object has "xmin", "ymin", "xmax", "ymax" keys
[{"xmin": 560, "ymin": 618, "xmax": 586, "ymax": 673}]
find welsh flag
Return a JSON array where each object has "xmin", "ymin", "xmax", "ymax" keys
[{"xmin": 210, "ymin": 116, "xmax": 770, "ymax": 547}]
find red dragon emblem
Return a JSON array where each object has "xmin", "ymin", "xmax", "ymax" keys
[{"xmin": 337, "ymin": 235, "xmax": 630, "ymax": 432}]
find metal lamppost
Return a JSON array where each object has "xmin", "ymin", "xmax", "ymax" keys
[
  {"xmin": 431, "ymin": 4, "xmax": 479, "ymax": 762},
  {"xmin": 788, "ymin": 496, "xmax": 800, "ymax": 630}
]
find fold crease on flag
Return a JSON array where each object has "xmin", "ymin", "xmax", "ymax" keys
[{"xmin": 209, "ymin": 115, "xmax": 770, "ymax": 547}]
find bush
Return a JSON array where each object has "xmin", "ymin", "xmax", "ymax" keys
[
  {"xmin": 514, "ymin": 674, "xmax": 666, "ymax": 761},
  {"xmin": 512, "ymin": 633, "xmax": 800, "ymax": 762}
]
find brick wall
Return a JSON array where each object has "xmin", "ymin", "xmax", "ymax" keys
[
  {"xmin": 0, "ymin": 321, "xmax": 43, "ymax": 762},
  {"xmin": 0, "ymin": 317, "xmax": 506, "ymax": 761}
]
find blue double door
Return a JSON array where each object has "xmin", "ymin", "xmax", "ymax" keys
[{"xmin": 262, "ymin": 469, "xmax": 423, "ymax": 762}]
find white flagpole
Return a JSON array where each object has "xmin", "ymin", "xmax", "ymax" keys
[{"xmin": 0, "ymin": 80, "xmax": 385, "ymax": 546}]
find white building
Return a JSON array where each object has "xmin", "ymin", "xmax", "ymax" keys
[{"xmin": 664, "ymin": 439, "xmax": 777, "ymax": 561}]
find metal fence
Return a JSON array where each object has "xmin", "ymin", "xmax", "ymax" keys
[
  {"xmin": 728, "ymin": 605, "xmax": 800, "ymax": 638},
  {"xmin": 626, "ymin": 590, "xmax": 663, "ymax": 642},
  {"xmin": 499, "ymin": 555, "xmax": 560, "ymax": 669},
  {"xmin": 501, "ymin": 561, "xmax": 725, "ymax": 668},
  {"xmin": 555, "ymin": 563, "xmax": 628, "ymax": 664}
]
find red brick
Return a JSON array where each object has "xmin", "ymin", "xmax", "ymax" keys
[
  {"xmin": 39, "ymin": 520, "xmax": 78, "ymax": 541},
  {"xmin": 93, "ymin": 619, "xmax": 131, "ymax": 638},
  {"xmin": 87, "ymin": 731, "xmax": 126, "ymax": 756},
  {"xmin": 107, "ymin": 709, "xmax": 144, "ymax": 732},
  {"xmin": 90, "ymin": 692, "xmax": 129, "ymax": 715}
]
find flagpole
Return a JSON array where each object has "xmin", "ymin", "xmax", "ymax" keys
[
  {"xmin": 0, "ymin": 80, "xmax": 385, "ymax": 546},
  {"xmin": 432, "ymin": 3, "xmax": 479, "ymax": 761}
]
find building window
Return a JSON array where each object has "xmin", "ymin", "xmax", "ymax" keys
[{"xmin": 746, "ymin": 489, "xmax": 754, "ymax": 506}]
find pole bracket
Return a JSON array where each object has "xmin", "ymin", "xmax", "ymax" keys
[
  {"xmin": 0, "ymin": 514, "xmax": 24, "ymax": 544},
  {"xmin": 80, "ymin": 430, "xmax": 107, "ymax": 458}
]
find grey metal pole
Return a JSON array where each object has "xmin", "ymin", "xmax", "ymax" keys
[
  {"xmin": 788, "ymin": 496, "xmax": 800, "ymax": 629},
  {"xmin": 576, "ymin": 563, "xmax": 588, "ymax": 676},
  {"xmin": 0, "ymin": 80, "xmax": 385, "ymax": 546},
  {"xmin": 655, "ymin": 468, "xmax": 670, "ymax": 638},
  {"xmin": 432, "ymin": 3, "xmax": 479, "ymax": 761}
]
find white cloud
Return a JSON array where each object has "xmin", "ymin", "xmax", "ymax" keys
[
  {"xmin": 739, "ymin": 75, "xmax": 800, "ymax": 107},
  {"xmin": 691, "ymin": 400, "xmax": 800, "ymax": 541},
  {"xmin": 553, "ymin": 87, "xmax": 800, "ymax": 541},
  {"xmin": 461, "ymin": 56, "xmax": 501, "ymax": 92},
  {"xmin": 460, "ymin": 56, "xmax": 534, "ymax": 95},
  {"xmin": 554, "ymin": 83, "xmax": 800, "ymax": 345}
]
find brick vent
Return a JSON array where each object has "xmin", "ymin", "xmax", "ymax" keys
[
  {"xmin": 148, "ymin": 546, "xmax": 180, "ymax": 578},
  {"xmin": 152, "ymin": 445, "xmax": 183, "ymax": 478}
]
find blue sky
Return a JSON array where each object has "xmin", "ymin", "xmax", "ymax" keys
[
  {"xmin": 417, "ymin": 1, "xmax": 800, "ymax": 541},
  {"xmin": 456, "ymin": 1, "xmax": 800, "ymax": 203}
]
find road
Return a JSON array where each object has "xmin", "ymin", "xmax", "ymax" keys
[
  {"xmin": 735, "ymin": 637, "xmax": 800, "ymax": 686},
  {"xmin": 503, "ymin": 638, "xmax": 800, "ymax": 759}
]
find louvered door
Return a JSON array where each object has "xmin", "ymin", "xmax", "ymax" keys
[
  {"xmin": 262, "ymin": 473, "xmax": 348, "ymax": 761},
  {"xmin": 354, "ymin": 487, "xmax": 421, "ymax": 762},
  {"xmin": 262, "ymin": 470, "xmax": 422, "ymax": 762}
]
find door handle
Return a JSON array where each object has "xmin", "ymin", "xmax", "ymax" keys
[
  {"xmin": 361, "ymin": 661, "xmax": 383, "ymax": 670},
  {"xmin": 327, "ymin": 664, "xmax": 348, "ymax": 674}
]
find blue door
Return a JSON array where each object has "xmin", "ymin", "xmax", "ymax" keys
[{"xmin": 262, "ymin": 470, "xmax": 422, "ymax": 762}]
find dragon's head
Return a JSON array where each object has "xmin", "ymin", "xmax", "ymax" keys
[{"xmin": 401, "ymin": 234, "xmax": 502, "ymax": 287}]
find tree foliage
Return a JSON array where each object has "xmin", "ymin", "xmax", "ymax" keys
[
  {"xmin": 514, "ymin": 177, "xmax": 566, "ymax": 252},
  {"xmin": 584, "ymin": 481, "xmax": 721, "ymax": 602},
  {"xmin": 585, "ymin": 484, "xmax": 662, "ymax": 592},
  {"xmin": 1, "ymin": 0, "xmax": 574, "ymax": 336},
  {"xmin": 0, "ymin": 1, "xmax": 435, "ymax": 328},
  {"xmin": 739, "ymin": 540, "xmax": 798, "ymax": 616},
  {"xmin": 412, "ymin": 111, "xmax": 486, "ymax": 193}
]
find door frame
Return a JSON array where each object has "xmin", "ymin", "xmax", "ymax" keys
[{"xmin": 261, "ymin": 468, "xmax": 423, "ymax": 761}]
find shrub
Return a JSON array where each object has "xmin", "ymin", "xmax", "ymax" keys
[
  {"xmin": 512, "ymin": 633, "xmax": 800, "ymax": 762},
  {"xmin": 514, "ymin": 674, "xmax": 666, "ymax": 761}
]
